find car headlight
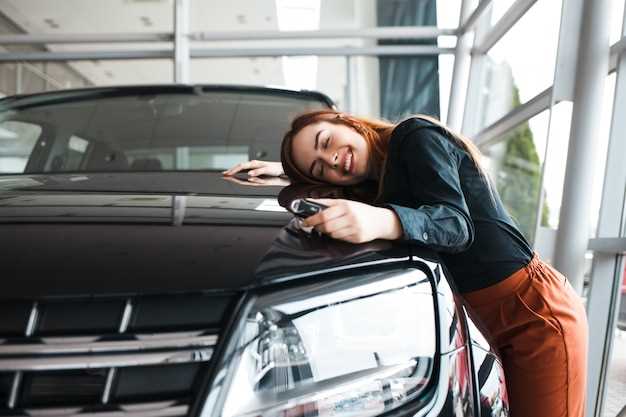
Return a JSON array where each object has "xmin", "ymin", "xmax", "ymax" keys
[{"xmin": 211, "ymin": 267, "xmax": 437, "ymax": 417}]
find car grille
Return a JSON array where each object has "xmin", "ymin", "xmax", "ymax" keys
[{"xmin": 0, "ymin": 293, "xmax": 237, "ymax": 417}]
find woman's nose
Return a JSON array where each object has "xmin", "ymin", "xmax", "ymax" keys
[{"xmin": 327, "ymin": 151, "xmax": 339, "ymax": 169}]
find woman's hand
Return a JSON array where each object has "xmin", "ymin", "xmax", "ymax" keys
[
  {"xmin": 222, "ymin": 160, "xmax": 284, "ymax": 177},
  {"xmin": 302, "ymin": 198, "xmax": 403, "ymax": 243},
  {"xmin": 223, "ymin": 175, "xmax": 290, "ymax": 187}
]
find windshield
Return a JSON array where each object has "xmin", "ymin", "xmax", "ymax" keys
[{"xmin": 0, "ymin": 88, "xmax": 331, "ymax": 174}]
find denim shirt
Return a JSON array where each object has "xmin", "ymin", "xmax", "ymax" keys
[{"xmin": 379, "ymin": 117, "xmax": 533, "ymax": 293}]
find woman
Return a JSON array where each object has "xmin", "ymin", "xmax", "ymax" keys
[{"xmin": 223, "ymin": 110, "xmax": 588, "ymax": 417}]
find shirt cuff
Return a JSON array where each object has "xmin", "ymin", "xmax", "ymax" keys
[{"xmin": 386, "ymin": 203, "xmax": 431, "ymax": 244}]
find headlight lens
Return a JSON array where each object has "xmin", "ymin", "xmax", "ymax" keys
[{"xmin": 221, "ymin": 268, "xmax": 437, "ymax": 417}]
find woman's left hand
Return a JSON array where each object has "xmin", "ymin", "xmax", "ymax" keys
[
  {"xmin": 303, "ymin": 198, "xmax": 403, "ymax": 243},
  {"xmin": 223, "ymin": 175, "xmax": 290, "ymax": 187}
]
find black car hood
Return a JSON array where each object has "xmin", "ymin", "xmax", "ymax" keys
[{"xmin": 0, "ymin": 173, "xmax": 417, "ymax": 298}]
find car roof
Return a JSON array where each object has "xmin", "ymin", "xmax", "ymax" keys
[{"xmin": 0, "ymin": 84, "xmax": 336, "ymax": 111}]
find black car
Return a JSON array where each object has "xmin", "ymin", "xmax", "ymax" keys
[{"xmin": 0, "ymin": 86, "xmax": 508, "ymax": 417}]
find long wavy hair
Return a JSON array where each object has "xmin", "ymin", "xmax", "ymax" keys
[{"xmin": 280, "ymin": 109, "xmax": 490, "ymax": 195}]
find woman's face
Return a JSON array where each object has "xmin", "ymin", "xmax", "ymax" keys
[{"xmin": 290, "ymin": 121, "xmax": 371, "ymax": 185}]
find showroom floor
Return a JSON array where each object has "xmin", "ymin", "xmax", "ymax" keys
[{"xmin": 605, "ymin": 329, "xmax": 626, "ymax": 417}]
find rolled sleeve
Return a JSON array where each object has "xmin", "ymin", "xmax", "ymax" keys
[{"xmin": 387, "ymin": 126, "xmax": 474, "ymax": 253}]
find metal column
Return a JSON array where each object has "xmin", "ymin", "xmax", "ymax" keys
[
  {"xmin": 447, "ymin": 0, "xmax": 474, "ymax": 130},
  {"xmin": 15, "ymin": 63, "xmax": 22, "ymax": 94},
  {"xmin": 174, "ymin": 0, "xmax": 190, "ymax": 83},
  {"xmin": 531, "ymin": 0, "xmax": 585, "ymax": 255},
  {"xmin": 552, "ymin": 0, "xmax": 611, "ymax": 293},
  {"xmin": 461, "ymin": 1, "xmax": 494, "ymax": 136},
  {"xmin": 344, "ymin": 56, "xmax": 353, "ymax": 112}
]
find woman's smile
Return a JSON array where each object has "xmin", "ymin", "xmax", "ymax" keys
[{"xmin": 342, "ymin": 148, "xmax": 353, "ymax": 174}]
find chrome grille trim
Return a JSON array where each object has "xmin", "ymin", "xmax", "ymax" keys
[
  {"xmin": 6, "ymin": 301, "xmax": 38, "ymax": 409},
  {"xmin": 8, "ymin": 371, "xmax": 22, "ymax": 409},
  {"xmin": 0, "ymin": 293, "xmax": 234, "ymax": 414},
  {"xmin": 0, "ymin": 334, "xmax": 218, "ymax": 355},
  {"xmin": 120, "ymin": 401, "xmax": 178, "ymax": 411},
  {"xmin": 6, "ymin": 402, "xmax": 189, "ymax": 417},
  {"xmin": 118, "ymin": 300, "xmax": 132, "ymax": 334},
  {"xmin": 101, "ymin": 368, "xmax": 116, "ymax": 404},
  {"xmin": 101, "ymin": 298, "xmax": 131, "ymax": 405},
  {"xmin": 25, "ymin": 303, "xmax": 39, "ymax": 337},
  {"xmin": 0, "ymin": 347, "xmax": 213, "ymax": 371}
]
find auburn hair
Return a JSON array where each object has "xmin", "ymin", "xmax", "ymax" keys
[{"xmin": 280, "ymin": 110, "xmax": 490, "ymax": 194}]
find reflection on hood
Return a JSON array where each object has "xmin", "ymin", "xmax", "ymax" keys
[{"xmin": 254, "ymin": 219, "xmax": 399, "ymax": 283}]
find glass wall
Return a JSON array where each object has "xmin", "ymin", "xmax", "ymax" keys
[
  {"xmin": 463, "ymin": 1, "xmax": 626, "ymax": 412},
  {"xmin": 190, "ymin": 52, "xmax": 454, "ymax": 121},
  {"xmin": 473, "ymin": 0, "xmax": 562, "ymax": 131},
  {"xmin": 464, "ymin": 0, "xmax": 571, "ymax": 263},
  {"xmin": 481, "ymin": 110, "xmax": 550, "ymax": 242},
  {"xmin": 611, "ymin": 0, "xmax": 626, "ymax": 44},
  {"xmin": 490, "ymin": 0, "xmax": 518, "ymax": 25}
]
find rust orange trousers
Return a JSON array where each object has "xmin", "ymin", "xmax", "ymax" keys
[{"xmin": 463, "ymin": 253, "xmax": 588, "ymax": 417}]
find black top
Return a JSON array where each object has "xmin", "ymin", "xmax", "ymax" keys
[{"xmin": 379, "ymin": 117, "xmax": 533, "ymax": 293}]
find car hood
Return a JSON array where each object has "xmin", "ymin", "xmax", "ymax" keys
[{"xmin": 0, "ymin": 173, "xmax": 415, "ymax": 298}]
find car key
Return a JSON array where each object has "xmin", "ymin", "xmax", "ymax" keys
[{"xmin": 289, "ymin": 198, "xmax": 328, "ymax": 218}]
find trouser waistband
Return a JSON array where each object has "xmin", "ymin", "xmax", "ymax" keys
[{"xmin": 462, "ymin": 252, "xmax": 539, "ymax": 306}]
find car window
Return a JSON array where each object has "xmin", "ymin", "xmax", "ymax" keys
[
  {"xmin": 0, "ymin": 120, "xmax": 42, "ymax": 173},
  {"xmin": 125, "ymin": 145, "xmax": 249, "ymax": 171},
  {"xmin": 42, "ymin": 134, "xmax": 91, "ymax": 172},
  {"xmin": 0, "ymin": 90, "xmax": 330, "ymax": 174}
]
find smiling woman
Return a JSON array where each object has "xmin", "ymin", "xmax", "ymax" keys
[
  {"xmin": 280, "ymin": 111, "xmax": 396, "ymax": 186},
  {"xmin": 224, "ymin": 108, "xmax": 589, "ymax": 417}
]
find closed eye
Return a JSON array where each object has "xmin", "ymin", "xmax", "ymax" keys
[{"xmin": 323, "ymin": 136, "xmax": 331, "ymax": 149}]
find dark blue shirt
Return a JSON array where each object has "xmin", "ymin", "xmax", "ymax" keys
[{"xmin": 379, "ymin": 117, "xmax": 533, "ymax": 293}]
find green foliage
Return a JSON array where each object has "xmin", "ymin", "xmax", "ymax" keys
[{"xmin": 495, "ymin": 86, "xmax": 550, "ymax": 242}]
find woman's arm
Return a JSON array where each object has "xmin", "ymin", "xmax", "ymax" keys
[
  {"xmin": 385, "ymin": 126, "xmax": 474, "ymax": 253},
  {"xmin": 222, "ymin": 160, "xmax": 284, "ymax": 177}
]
